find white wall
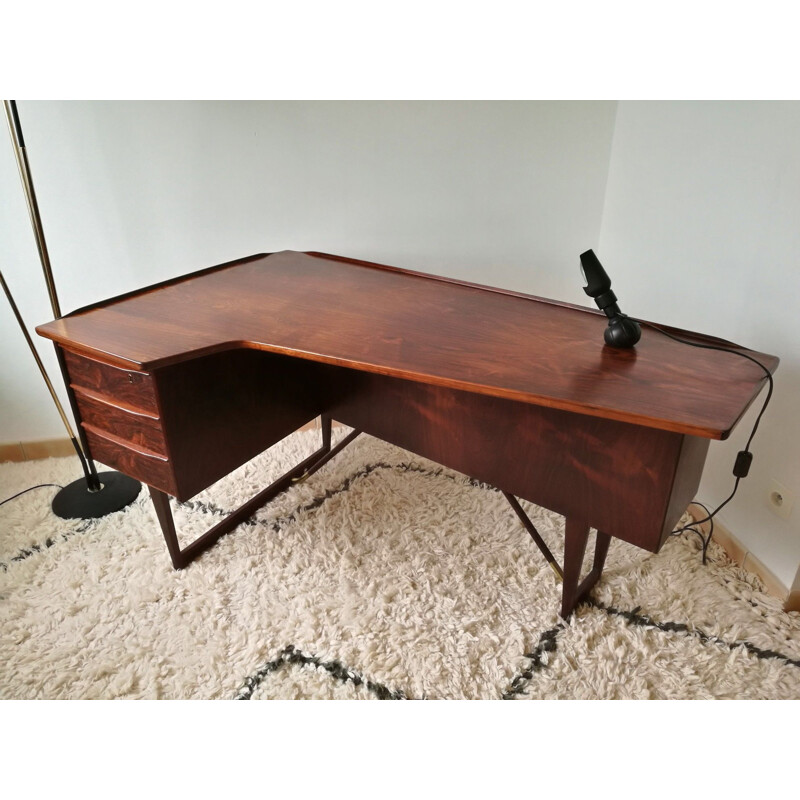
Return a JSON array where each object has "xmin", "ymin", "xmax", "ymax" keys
[
  {"xmin": 4, "ymin": 100, "xmax": 797, "ymax": 590},
  {"xmin": 598, "ymin": 101, "xmax": 800, "ymax": 589},
  {"xmin": 1, "ymin": 100, "xmax": 617, "ymax": 444}
]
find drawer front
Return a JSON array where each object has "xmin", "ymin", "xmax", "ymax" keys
[
  {"xmin": 84, "ymin": 426, "xmax": 177, "ymax": 496},
  {"xmin": 74, "ymin": 388, "xmax": 168, "ymax": 458},
  {"xmin": 63, "ymin": 349, "xmax": 159, "ymax": 414}
]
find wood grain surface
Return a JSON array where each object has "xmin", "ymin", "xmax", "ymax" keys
[
  {"xmin": 37, "ymin": 250, "xmax": 778, "ymax": 439},
  {"xmin": 326, "ymin": 366, "xmax": 708, "ymax": 552}
]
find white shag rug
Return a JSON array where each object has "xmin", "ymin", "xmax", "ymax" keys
[{"xmin": 2, "ymin": 426, "xmax": 799, "ymax": 700}]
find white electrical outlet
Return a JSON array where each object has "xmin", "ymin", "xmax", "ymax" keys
[{"xmin": 766, "ymin": 479, "xmax": 795, "ymax": 521}]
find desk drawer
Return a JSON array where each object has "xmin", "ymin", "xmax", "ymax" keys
[
  {"xmin": 73, "ymin": 388, "xmax": 167, "ymax": 457},
  {"xmin": 64, "ymin": 349, "xmax": 159, "ymax": 414},
  {"xmin": 84, "ymin": 425, "xmax": 177, "ymax": 496}
]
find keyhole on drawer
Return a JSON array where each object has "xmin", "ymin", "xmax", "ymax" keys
[{"xmin": 128, "ymin": 374, "xmax": 134, "ymax": 383}]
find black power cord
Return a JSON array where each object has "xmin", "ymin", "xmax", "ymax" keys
[
  {"xmin": 579, "ymin": 249, "xmax": 775, "ymax": 559},
  {"xmin": 674, "ymin": 500, "xmax": 715, "ymax": 565},
  {"xmin": 637, "ymin": 319, "xmax": 775, "ymax": 548},
  {"xmin": 0, "ymin": 483, "xmax": 64, "ymax": 508}
]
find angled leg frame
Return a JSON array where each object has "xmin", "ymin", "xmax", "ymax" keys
[
  {"xmin": 503, "ymin": 491, "xmax": 611, "ymax": 618},
  {"xmin": 149, "ymin": 417, "xmax": 608, "ymax": 617},
  {"xmin": 149, "ymin": 416, "xmax": 361, "ymax": 569}
]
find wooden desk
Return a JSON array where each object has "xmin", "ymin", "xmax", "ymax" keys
[{"xmin": 37, "ymin": 251, "xmax": 778, "ymax": 616}]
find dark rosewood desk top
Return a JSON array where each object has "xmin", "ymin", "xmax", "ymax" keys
[{"xmin": 37, "ymin": 250, "xmax": 777, "ymax": 440}]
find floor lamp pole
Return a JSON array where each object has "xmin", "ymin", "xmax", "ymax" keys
[
  {"xmin": 4, "ymin": 100, "xmax": 62, "ymax": 318},
  {"xmin": 3, "ymin": 100, "xmax": 141, "ymax": 519}
]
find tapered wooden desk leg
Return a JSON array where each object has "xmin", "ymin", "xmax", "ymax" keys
[
  {"xmin": 150, "ymin": 488, "xmax": 186, "ymax": 568},
  {"xmin": 321, "ymin": 413, "xmax": 332, "ymax": 450},
  {"xmin": 560, "ymin": 519, "xmax": 612, "ymax": 618}
]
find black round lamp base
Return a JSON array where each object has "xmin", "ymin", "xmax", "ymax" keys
[{"xmin": 51, "ymin": 471, "xmax": 142, "ymax": 520}]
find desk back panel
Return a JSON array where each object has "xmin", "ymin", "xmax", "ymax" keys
[{"xmin": 327, "ymin": 368, "xmax": 709, "ymax": 552}]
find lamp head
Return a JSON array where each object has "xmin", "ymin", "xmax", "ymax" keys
[{"xmin": 580, "ymin": 249, "xmax": 611, "ymax": 298}]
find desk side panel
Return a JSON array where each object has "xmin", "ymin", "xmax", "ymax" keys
[
  {"xmin": 661, "ymin": 434, "xmax": 710, "ymax": 545},
  {"xmin": 154, "ymin": 350, "xmax": 324, "ymax": 500},
  {"xmin": 328, "ymin": 369, "xmax": 705, "ymax": 551}
]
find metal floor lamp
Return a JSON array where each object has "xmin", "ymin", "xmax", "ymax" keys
[{"xmin": 3, "ymin": 99, "xmax": 141, "ymax": 518}]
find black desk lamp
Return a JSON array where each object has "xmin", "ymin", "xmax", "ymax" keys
[{"xmin": 580, "ymin": 248, "xmax": 641, "ymax": 348}]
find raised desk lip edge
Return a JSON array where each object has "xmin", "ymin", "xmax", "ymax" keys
[{"xmin": 35, "ymin": 250, "xmax": 779, "ymax": 442}]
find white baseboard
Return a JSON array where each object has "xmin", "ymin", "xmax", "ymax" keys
[{"xmin": 687, "ymin": 503, "xmax": 792, "ymax": 610}]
